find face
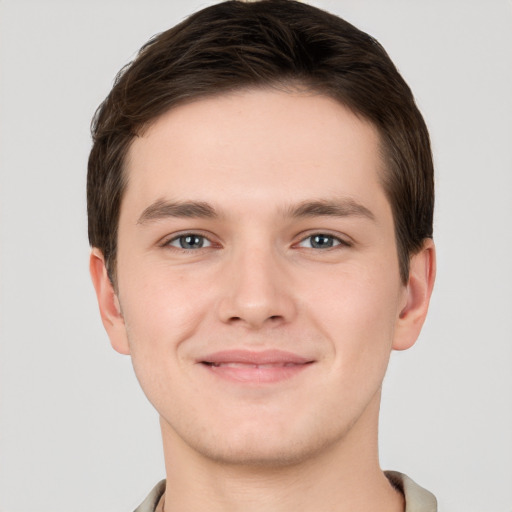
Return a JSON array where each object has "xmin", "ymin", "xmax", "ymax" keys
[{"xmin": 91, "ymin": 88, "xmax": 434, "ymax": 467}]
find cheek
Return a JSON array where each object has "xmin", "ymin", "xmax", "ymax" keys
[
  {"xmin": 301, "ymin": 265, "xmax": 402, "ymax": 362},
  {"xmin": 118, "ymin": 263, "xmax": 216, "ymax": 355},
  {"xmin": 117, "ymin": 268, "xmax": 214, "ymax": 409}
]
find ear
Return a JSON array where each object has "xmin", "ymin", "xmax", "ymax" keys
[
  {"xmin": 89, "ymin": 248, "xmax": 130, "ymax": 355},
  {"xmin": 392, "ymin": 239, "xmax": 436, "ymax": 351}
]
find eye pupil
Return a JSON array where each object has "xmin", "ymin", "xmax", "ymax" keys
[
  {"xmin": 311, "ymin": 234, "xmax": 333, "ymax": 248},
  {"xmin": 180, "ymin": 235, "xmax": 204, "ymax": 249}
]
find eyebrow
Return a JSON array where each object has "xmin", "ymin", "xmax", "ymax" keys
[
  {"xmin": 137, "ymin": 200, "xmax": 218, "ymax": 224},
  {"xmin": 285, "ymin": 198, "xmax": 375, "ymax": 221},
  {"xmin": 136, "ymin": 197, "xmax": 375, "ymax": 225}
]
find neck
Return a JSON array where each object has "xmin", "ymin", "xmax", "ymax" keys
[{"xmin": 160, "ymin": 393, "xmax": 404, "ymax": 512}]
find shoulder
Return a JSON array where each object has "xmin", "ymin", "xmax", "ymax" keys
[
  {"xmin": 133, "ymin": 480, "xmax": 166, "ymax": 512},
  {"xmin": 385, "ymin": 471, "xmax": 437, "ymax": 512}
]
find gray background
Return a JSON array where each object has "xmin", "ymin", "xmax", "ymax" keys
[{"xmin": 1, "ymin": 1, "xmax": 511, "ymax": 511}]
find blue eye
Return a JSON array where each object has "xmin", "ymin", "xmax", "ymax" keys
[
  {"xmin": 299, "ymin": 234, "xmax": 343, "ymax": 249},
  {"xmin": 168, "ymin": 234, "xmax": 211, "ymax": 250}
]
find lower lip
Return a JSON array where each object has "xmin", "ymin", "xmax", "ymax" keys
[{"xmin": 201, "ymin": 362, "xmax": 312, "ymax": 384}]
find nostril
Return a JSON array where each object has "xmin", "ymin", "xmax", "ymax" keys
[{"xmin": 226, "ymin": 314, "xmax": 283, "ymax": 327}]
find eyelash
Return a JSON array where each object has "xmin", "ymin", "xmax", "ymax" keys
[
  {"xmin": 161, "ymin": 232, "xmax": 351, "ymax": 252},
  {"xmin": 296, "ymin": 233, "xmax": 351, "ymax": 250},
  {"xmin": 163, "ymin": 233, "xmax": 214, "ymax": 251}
]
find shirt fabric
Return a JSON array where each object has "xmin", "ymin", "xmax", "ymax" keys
[{"xmin": 133, "ymin": 471, "xmax": 437, "ymax": 512}]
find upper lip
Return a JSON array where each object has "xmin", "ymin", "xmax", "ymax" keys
[{"xmin": 199, "ymin": 349, "xmax": 314, "ymax": 366}]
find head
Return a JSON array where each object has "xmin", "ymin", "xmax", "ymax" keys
[
  {"xmin": 87, "ymin": 0, "xmax": 434, "ymax": 287},
  {"xmin": 88, "ymin": 0, "xmax": 435, "ymax": 468}
]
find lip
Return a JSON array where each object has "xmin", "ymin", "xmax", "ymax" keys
[{"xmin": 198, "ymin": 349, "xmax": 315, "ymax": 384}]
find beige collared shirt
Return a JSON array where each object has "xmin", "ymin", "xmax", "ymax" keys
[{"xmin": 133, "ymin": 472, "xmax": 437, "ymax": 512}]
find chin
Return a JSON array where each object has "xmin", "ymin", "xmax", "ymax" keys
[
  {"xmin": 180, "ymin": 416, "xmax": 347, "ymax": 469},
  {"xmin": 198, "ymin": 438, "xmax": 325, "ymax": 468}
]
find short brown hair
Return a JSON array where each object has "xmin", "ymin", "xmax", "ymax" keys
[{"xmin": 88, "ymin": 0, "xmax": 434, "ymax": 284}]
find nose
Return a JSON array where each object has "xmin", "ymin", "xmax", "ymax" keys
[{"xmin": 217, "ymin": 245, "xmax": 297, "ymax": 329}]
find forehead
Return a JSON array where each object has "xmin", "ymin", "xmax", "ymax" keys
[{"xmin": 122, "ymin": 88, "xmax": 387, "ymax": 217}]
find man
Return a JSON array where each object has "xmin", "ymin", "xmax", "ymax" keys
[{"xmin": 88, "ymin": 1, "xmax": 436, "ymax": 510}]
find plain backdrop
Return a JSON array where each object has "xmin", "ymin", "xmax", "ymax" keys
[{"xmin": 1, "ymin": 1, "xmax": 511, "ymax": 511}]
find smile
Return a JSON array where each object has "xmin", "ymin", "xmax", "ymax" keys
[
  {"xmin": 199, "ymin": 350, "xmax": 314, "ymax": 384},
  {"xmin": 203, "ymin": 362, "xmax": 303, "ymax": 368}
]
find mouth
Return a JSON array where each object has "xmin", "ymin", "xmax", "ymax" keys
[
  {"xmin": 202, "ymin": 361, "xmax": 305, "ymax": 368},
  {"xmin": 198, "ymin": 349, "xmax": 315, "ymax": 384}
]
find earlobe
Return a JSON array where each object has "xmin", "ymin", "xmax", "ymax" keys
[
  {"xmin": 89, "ymin": 249, "xmax": 131, "ymax": 355},
  {"xmin": 392, "ymin": 239, "xmax": 436, "ymax": 351}
]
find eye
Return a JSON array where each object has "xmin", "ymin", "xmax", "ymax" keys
[
  {"xmin": 167, "ymin": 234, "xmax": 212, "ymax": 250},
  {"xmin": 298, "ymin": 234, "xmax": 346, "ymax": 249}
]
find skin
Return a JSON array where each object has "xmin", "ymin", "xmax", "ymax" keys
[{"xmin": 91, "ymin": 88, "xmax": 435, "ymax": 511}]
